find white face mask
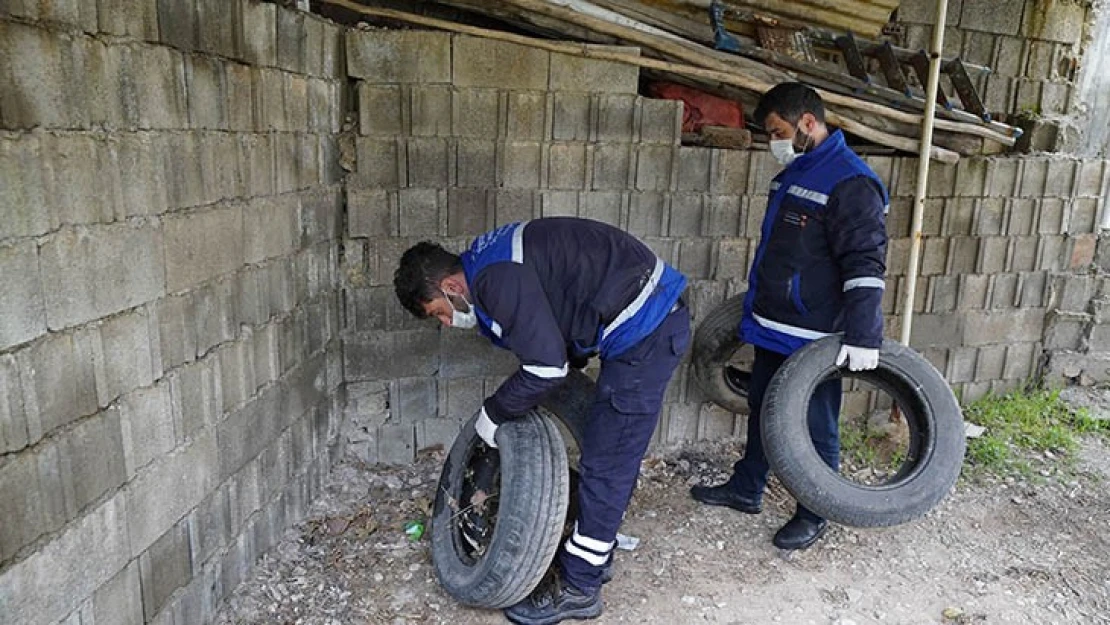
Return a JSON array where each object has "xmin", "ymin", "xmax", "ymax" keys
[
  {"xmin": 769, "ymin": 138, "xmax": 796, "ymax": 166},
  {"xmin": 443, "ymin": 291, "xmax": 477, "ymax": 329}
]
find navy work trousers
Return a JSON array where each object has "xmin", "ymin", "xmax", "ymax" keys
[
  {"xmin": 558, "ymin": 303, "xmax": 690, "ymax": 593},
  {"xmin": 728, "ymin": 346, "xmax": 841, "ymax": 521}
]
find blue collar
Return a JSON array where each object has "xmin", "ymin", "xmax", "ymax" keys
[{"xmin": 786, "ymin": 129, "xmax": 846, "ymax": 172}]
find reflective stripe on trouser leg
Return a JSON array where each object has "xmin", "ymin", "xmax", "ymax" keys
[{"xmin": 559, "ymin": 306, "xmax": 689, "ymax": 594}]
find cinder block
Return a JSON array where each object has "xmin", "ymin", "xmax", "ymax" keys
[
  {"xmin": 447, "ymin": 188, "xmax": 491, "ymax": 237},
  {"xmin": 298, "ymin": 187, "xmax": 341, "ymax": 247},
  {"xmin": 675, "ymin": 147, "xmax": 711, "ymax": 192},
  {"xmin": 0, "ymin": 448, "xmax": 56, "ymax": 562},
  {"xmin": 406, "ymin": 138, "xmax": 450, "ymax": 188},
  {"xmin": 156, "ymin": 0, "xmax": 197, "ymax": 50},
  {"xmin": 113, "ymin": 133, "xmax": 169, "ymax": 218},
  {"xmin": 0, "ymin": 354, "xmax": 30, "ymax": 453},
  {"xmin": 1068, "ymin": 198, "xmax": 1099, "ymax": 235},
  {"xmin": 344, "ymin": 330, "xmax": 440, "ymax": 380},
  {"xmin": 456, "ymin": 140, "xmax": 497, "ymax": 188},
  {"xmin": 747, "ymin": 153, "xmax": 778, "ymax": 194},
  {"xmin": 989, "ymin": 272, "xmax": 1019, "ymax": 309},
  {"xmin": 639, "ymin": 98, "xmax": 681, "ymax": 144},
  {"xmin": 628, "ymin": 192, "xmax": 666, "ymax": 237},
  {"xmin": 981, "ymin": 74, "xmax": 1015, "ymax": 114},
  {"xmin": 929, "ymin": 274, "xmax": 960, "ymax": 313},
  {"xmin": 664, "ymin": 402, "xmax": 698, "ymax": 443},
  {"xmin": 0, "ymin": 241, "xmax": 46, "ymax": 351},
  {"xmin": 92, "ymin": 561, "xmax": 143, "ymax": 625},
  {"xmin": 678, "ymin": 238, "xmax": 713, "ymax": 280},
  {"xmin": 942, "ymin": 236, "xmax": 978, "ymax": 275},
  {"xmin": 454, "ymin": 35, "xmax": 549, "ymax": 90},
  {"xmin": 417, "ymin": 418, "xmax": 460, "ymax": 451},
  {"xmin": 919, "ymin": 237, "xmax": 949, "ymax": 276},
  {"xmin": 271, "ymin": 132, "xmax": 298, "ymax": 193},
  {"xmin": 283, "ymin": 73, "xmax": 309, "ymax": 132},
  {"xmin": 39, "ymin": 224, "xmax": 165, "ymax": 331},
  {"xmin": 1007, "ymin": 235, "xmax": 1037, "ymax": 272},
  {"xmin": 1003, "ymin": 341, "xmax": 1038, "ymax": 380},
  {"xmin": 185, "ymin": 54, "xmax": 229, "ymax": 130},
  {"xmin": 580, "ymin": 191, "xmax": 622, "ymax": 227},
  {"xmin": 926, "ymin": 162, "xmax": 957, "ymax": 197},
  {"xmin": 192, "ymin": 277, "xmax": 239, "ymax": 357},
  {"xmin": 591, "ymin": 143, "xmax": 632, "ymax": 190},
  {"xmin": 494, "ymin": 189, "xmax": 536, "ymax": 224},
  {"xmin": 714, "ymin": 238, "xmax": 748, "ymax": 282},
  {"xmin": 1005, "ymin": 198, "xmax": 1036, "ymax": 235},
  {"xmin": 1033, "ymin": 198, "xmax": 1067, "ymax": 235},
  {"xmin": 239, "ymin": 0, "xmax": 276, "ymax": 66},
  {"xmin": 218, "ymin": 337, "xmax": 255, "ymax": 412},
  {"xmin": 118, "ymin": 382, "xmax": 175, "ymax": 478},
  {"xmin": 347, "ymin": 30, "xmax": 450, "ymax": 83},
  {"xmin": 1043, "ymin": 159, "xmax": 1078, "ymax": 205},
  {"xmin": 275, "ymin": 6, "xmax": 306, "ymax": 73},
  {"xmin": 306, "ymin": 77, "xmax": 334, "ymax": 133},
  {"xmin": 301, "ymin": 13, "xmax": 325, "ymax": 77},
  {"xmin": 1021, "ymin": 0, "xmax": 1086, "ymax": 44},
  {"xmin": 907, "ymin": 313, "xmax": 964, "ymax": 349},
  {"xmin": 942, "ymin": 198, "xmax": 975, "ymax": 236},
  {"xmin": 251, "ymin": 67, "xmax": 284, "ymax": 131},
  {"xmin": 501, "ymin": 141, "xmax": 542, "ymax": 189},
  {"xmin": 133, "ymin": 45, "xmax": 188, "ymax": 129},
  {"xmin": 709, "ymin": 149, "xmax": 750, "ymax": 195},
  {"xmin": 974, "ymin": 236, "xmax": 1007, "ymax": 274},
  {"xmin": 548, "ymin": 142, "xmax": 588, "ymax": 189},
  {"xmin": 376, "ymin": 423, "xmax": 415, "ymax": 465},
  {"xmin": 973, "ymin": 197, "xmax": 1004, "ymax": 235},
  {"xmin": 42, "ymin": 133, "xmax": 118, "ymax": 228},
  {"xmin": 155, "ymin": 293, "xmax": 197, "ymax": 370},
  {"xmin": 0, "ymin": 20, "xmax": 75, "ymax": 129},
  {"xmin": 0, "ymin": 135, "xmax": 49, "ymax": 238},
  {"xmin": 1069, "ymin": 233, "xmax": 1097, "ymax": 270},
  {"xmin": 961, "ymin": 0, "xmax": 1023, "ymax": 34},
  {"xmin": 97, "ymin": 0, "xmax": 158, "ymax": 39},
  {"xmin": 1037, "ymin": 235, "xmax": 1067, "ymax": 271},
  {"xmin": 541, "ymin": 190, "xmax": 579, "ymax": 218},
  {"xmin": 64, "ymin": 408, "xmax": 127, "ymax": 513},
  {"xmin": 236, "ymin": 133, "xmax": 274, "ymax": 198},
  {"xmin": 984, "ymin": 158, "xmax": 1020, "ymax": 198},
  {"xmin": 635, "ymin": 145, "xmax": 673, "ymax": 191},
  {"xmin": 552, "ymin": 92, "xmax": 591, "ymax": 141},
  {"xmin": 398, "ymin": 188, "xmax": 441, "ymax": 237},
  {"xmin": 348, "ymin": 188, "xmax": 395, "ymax": 238},
  {"xmin": 163, "ymin": 203, "xmax": 243, "ymax": 293},
  {"xmin": 95, "ymin": 308, "xmax": 156, "ymax": 407},
  {"xmin": 964, "ymin": 308, "xmax": 1046, "ymax": 347},
  {"xmin": 139, "ymin": 520, "xmax": 193, "ymax": 622},
  {"xmin": 505, "ymin": 91, "xmax": 545, "ymax": 140},
  {"xmin": 550, "ymin": 45, "xmax": 638, "ymax": 93},
  {"xmin": 1043, "ymin": 311, "xmax": 1088, "ymax": 350},
  {"xmin": 410, "ymin": 85, "xmax": 452, "ymax": 137},
  {"xmin": 596, "ymin": 94, "xmax": 636, "ymax": 142},
  {"xmin": 391, "ymin": 377, "xmax": 437, "ymax": 424},
  {"xmin": 0, "ymin": 493, "xmax": 131, "ymax": 625},
  {"xmin": 668, "ymin": 193, "xmax": 703, "ymax": 237},
  {"xmin": 961, "ymin": 29, "xmax": 995, "ymax": 67},
  {"xmin": 320, "ymin": 19, "xmax": 343, "ymax": 79},
  {"xmin": 1075, "ymin": 159, "xmax": 1105, "ymax": 198},
  {"xmin": 196, "ymin": 0, "xmax": 235, "ymax": 57},
  {"xmin": 243, "ymin": 195, "xmax": 298, "ymax": 264},
  {"xmin": 954, "ymin": 157, "xmax": 987, "ymax": 196},
  {"xmin": 456, "ymin": 88, "xmax": 502, "ymax": 139}
]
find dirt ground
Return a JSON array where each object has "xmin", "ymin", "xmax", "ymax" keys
[{"xmin": 214, "ymin": 410, "xmax": 1110, "ymax": 625}]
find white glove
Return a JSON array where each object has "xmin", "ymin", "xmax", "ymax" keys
[
  {"xmin": 475, "ymin": 407, "xmax": 498, "ymax": 448},
  {"xmin": 836, "ymin": 344, "xmax": 880, "ymax": 372}
]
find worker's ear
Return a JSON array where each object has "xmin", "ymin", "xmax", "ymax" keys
[
  {"xmin": 439, "ymin": 274, "xmax": 467, "ymax": 297},
  {"xmin": 798, "ymin": 111, "xmax": 818, "ymax": 135}
]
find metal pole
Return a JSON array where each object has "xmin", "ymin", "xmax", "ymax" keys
[{"xmin": 898, "ymin": 0, "xmax": 949, "ymax": 345}]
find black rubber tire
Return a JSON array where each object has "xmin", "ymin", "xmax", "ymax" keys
[
  {"xmin": 762, "ymin": 336, "xmax": 966, "ymax": 528},
  {"xmin": 691, "ymin": 293, "xmax": 749, "ymax": 414},
  {"xmin": 539, "ymin": 369, "xmax": 595, "ymax": 450},
  {"xmin": 430, "ymin": 409, "xmax": 570, "ymax": 608}
]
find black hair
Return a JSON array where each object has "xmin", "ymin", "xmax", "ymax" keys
[
  {"xmin": 753, "ymin": 82, "xmax": 826, "ymax": 127},
  {"xmin": 393, "ymin": 241, "xmax": 463, "ymax": 318}
]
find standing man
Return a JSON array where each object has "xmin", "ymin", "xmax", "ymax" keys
[
  {"xmin": 691, "ymin": 82, "xmax": 888, "ymax": 550},
  {"xmin": 394, "ymin": 217, "xmax": 690, "ymax": 624}
]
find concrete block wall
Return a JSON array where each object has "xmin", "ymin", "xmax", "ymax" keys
[
  {"xmin": 339, "ymin": 30, "xmax": 1110, "ymax": 464},
  {"xmin": 0, "ymin": 1, "xmax": 345, "ymax": 624}
]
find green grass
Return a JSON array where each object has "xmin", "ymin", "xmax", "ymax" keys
[{"xmin": 962, "ymin": 388, "xmax": 1109, "ymax": 478}]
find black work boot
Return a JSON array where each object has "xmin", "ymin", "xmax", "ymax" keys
[
  {"xmin": 689, "ymin": 483, "xmax": 762, "ymax": 514},
  {"xmin": 772, "ymin": 509, "xmax": 828, "ymax": 550},
  {"xmin": 504, "ymin": 573, "xmax": 602, "ymax": 625}
]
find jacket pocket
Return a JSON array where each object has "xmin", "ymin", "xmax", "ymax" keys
[{"xmin": 789, "ymin": 272, "xmax": 809, "ymax": 315}]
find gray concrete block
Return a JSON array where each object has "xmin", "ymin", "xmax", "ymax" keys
[
  {"xmin": 960, "ymin": 0, "xmax": 1023, "ymax": 34},
  {"xmin": 919, "ymin": 237, "xmax": 950, "ymax": 276},
  {"xmin": 392, "ymin": 377, "xmax": 437, "ymax": 424},
  {"xmin": 928, "ymin": 274, "xmax": 960, "ymax": 313},
  {"xmin": 275, "ymin": 6, "xmax": 306, "ymax": 73},
  {"xmin": 454, "ymin": 35, "xmax": 549, "ymax": 90},
  {"xmin": 98, "ymin": 0, "xmax": 158, "ymax": 40},
  {"xmin": 347, "ymin": 188, "xmax": 396, "ymax": 238},
  {"xmin": 596, "ymin": 94, "xmax": 636, "ymax": 142},
  {"xmin": 747, "ymin": 154, "xmax": 779, "ymax": 195},
  {"xmin": 964, "ymin": 308, "xmax": 1046, "ymax": 347},
  {"xmin": 1036, "ymin": 235, "xmax": 1067, "ymax": 272},
  {"xmin": 957, "ymin": 274, "xmax": 990, "ymax": 310},
  {"xmin": 239, "ymin": 0, "xmax": 276, "ymax": 66},
  {"xmin": 0, "ymin": 135, "xmax": 49, "ymax": 238},
  {"xmin": 41, "ymin": 133, "xmax": 118, "ymax": 227},
  {"xmin": 188, "ymin": 486, "xmax": 231, "ymax": 572},
  {"xmin": 495, "ymin": 189, "xmax": 537, "ymax": 224},
  {"xmin": 398, "ymin": 188, "xmax": 442, "ymax": 237},
  {"xmin": 444, "ymin": 377, "xmax": 483, "ymax": 422},
  {"xmin": 1075, "ymin": 159, "xmax": 1105, "ymax": 198},
  {"xmin": 219, "ymin": 336, "xmax": 256, "ymax": 412},
  {"xmin": 252, "ymin": 320, "xmax": 281, "ymax": 388},
  {"xmin": 417, "ymin": 417, "xmax": 460, "ymax": 451},
  {"xmin": 352, "ymin": 137, "xmax": 401, "ymax": 188},
  {"xmin": 439, "ymin": 328, "xmax": 516, "ymax": 379},
  {"xmin": 93, "ymin": 560, "xmax": 143, "ymax": 625},
  {"xmin": 457, "ymin": 140, "xmax": 497, "ymax": 188},
  {"xmin": 1021, "ymin": 0, "xmax": 1086, "ymax": 44},
  {"xmin": 447, "ymin": 188, "xmax": 492, "ymax": 237},
  {"xmin": 282, "ymin": 73, "xmax": 309, "ymax": 133},
  {"xmin": 140, "ymin": 520, "xmax": 193, "ymax": 622},
  {"xmin": 1018, "ymin": 271, "xmax": 1049, "ymax": 308},
  {"xmin": 591, "ymin": 143, "xmax": 632, "ymax": 190},
  {"xmin": 251, "ymin": 67, "xmax": 284, "ymax": 131},
  {"xmin": 1068, "ymin": 198, "xmax": 1100, "ymax": 235},
  {"xmin": 159, "ymin": 132, "xmax": 204, "ymax": 209},
  {"xmin": 113, "ymin": 133, "xmax": 169, "ymax": 218},
  {"xmin": 358, "ymin": 83, "xmax": 404, "ymax": 137},
  {"xmin": 168, "ymin": 357, "xmax": 222, "ymax": 444},
  {"xmin": 710, "ymin": 149, "xmax": 750, "ymax": 194},
  {"xmin": 18, "ymin": 331, "xmax": 99, "ymax": 440},
  {"xmin": 377, "ymin": 422, "xmax": 415, "ymax": 465},
  {"xmin": 639, "ymin": 98, "xmax": 681, "ymax": 144},
  {"xmin": 548, "ymin": 142, "xmax": 588, "ymax": 189},
  {"xmin": 192, "ymin": 277, "xmax": 239, "ymax": 357},
  {"xmin": 550, "ymin": 45, "xmax": 638, "ymax": 93},
  {"xmin": 975, "ymin": 197, "xmax": 1005, "ymax": 235},
  {"xmin": 942, "ymin": 198, "xmax": 975, "ymax": 236},
  {"xmin": 668, "ymin": 193, "xmax": 703, "ymax": 237},
  {"xmin": 946, "ymin": 347, "xmax": 977, "ymax": 384},
  {"xmin": 196, "ymin": 0, "xmax": 235, "ymax": 57},
  {"xmin": 926, "ymin": 162, "xmax": 957, "ymax": 197},
  {"xmin": 541, "ymin": 190, "xmax": 578, "ymax": 218},
  {"xmin": 1043, "ymin": 311, "xmax": 1087, "ymax": 351},
  {"xmin": 678, "ymin": 238, "xmax": 713, "ymax": 280},
  {"xmin": 552, "ymin": 93, "xmax": 591, "ymax": 141},
  {"xmin": 635, "ymin": 145, "xmax": 674, "ymax": 191},
  {"xmin": 952, "ymin": 156, "xmax": 987, "ymax": 197},
  {"xmin": 306, "ymin": 77, "xmax": 335, "ymax": 133},
  {"xmin": 0, "ymin": 21, "xmax": 74, "ymax": 129},
  {"xmin": 344, "ymin": 330, "xmax": 440, "ymax": 380},
  {"xmin": 676, "ymin": 147, "xmax": 711, "ymax": 192},
  {"xmin": 155, "ymin": 293, "xmax": 197, "ymax": 369},
  {"xmin": 217, "ymin": 383, "xmax": 285, "ymax": 484},
  {"xmin": 1003, "ymin": 341, "xmax": 1038, "ymax": 381},
  {"xmin": 95, "ymin": 308, "xmax": 156, "ymax": 407},
  {"xmin": 580, "ymin": 191, "xmax": 623, "ymax": 227},
  {"xmin": 977, "ymin": 236, "xmax": 1008, "ymax": 274},
  {"xmin": 1006, "ymin": 198, "xmax": 1037, "ymax": 236},
  {"xmin": 502, "ymin": 141, "xmax": 543, "ymax": 189},
  {"xmin": 714, "ymin": 238, "xmax": 748, "ymax": 282},
  {"xmin": 163, "ymin": 204, "xmax": 244, "ymax": 293},
  {"xmin": 628, "ymin": 192, "xmax": 666, "ymax": 237},
  {"xmin": 0, "ymin": 241, "xmax": 46, "ymax": 351},
  {"xmin": 156, "ymin": 0, "xmax": 197, "ymax": 50},
  {"xmin": 897, "ymin": 0, "xmax": 962, "ymax": 24},
  {"xmin": 244, "ymin": 195, "xmax": 299, "ymax": 264},
  {"xmin": 984, "ymin": 158, "xmax": 1020, "ymax": 198},
  {"xmin": 907, "ymin": 313, "xmax": 964, "ymax": 349},
  {"xmin": 946, "ymin": 236, "xmax": 979, "ymax": 274},
  {"xmin": 0, "ymin": 449, "xmax": 55, "ymax": 562},
  {"xmin": 505, "ymin": 91, "xmax": 545, "ymax": 140},
  {"xmin": 1018, "ymin": 159, "xmax": 1049, "ymax": 198},
  {"xmin": 348, "ymin": 29, "xmax": 450, "ymax": 83},
  {"xmin": 410, "ymin": 85, "xmax": 453, "ymax": 137},
  {"xmin": 0, "ymin": 492, "xmax": 131, "ymax": 625},
  {"xmin": 989, "ymin": 272, "xmax": 1019, "ymax": 309},
  {"xmin": 64, "ymin": 408, "xmax": 127, "ymax": 513},
  {"xmin": 119, "ymin": 382, "xmax": 175, "ymax": 479},
  {"xmin": 0, "ymin": 354, "xmax": 29, "ymax": 453},
  {"xmin": 704, "ymin": 195, "xmax": 741, "ymax": 238},
  {"xmin": 133, "ymin": 45, "xmax": 188, "ymax": 128}
]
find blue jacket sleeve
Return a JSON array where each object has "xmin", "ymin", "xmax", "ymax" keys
[
  {"xmin": 471, "ymin": 263, "xmax": 568, "ymax": 424},
  {"xmin": 826, "ymin": 175, "xmax": 887, "ymax": 349}
]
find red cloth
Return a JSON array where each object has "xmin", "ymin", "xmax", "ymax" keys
[{"xmin": 646, "ymin": 82, "xmax": 745, "ymax": 133}]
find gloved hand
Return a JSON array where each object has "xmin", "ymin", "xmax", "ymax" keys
[
  {"xmin": 475, "ymin": 406, "xmax": 498, "ymax": 448},
  {"xmin": 836, "ymin": 344, "xmax": 880, "ymax": 372}
]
